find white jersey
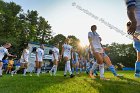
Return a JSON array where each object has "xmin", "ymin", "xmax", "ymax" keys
[
  {"xmin": 0, "ymin": 47, "xmax": 8, "ymax": 61},
  {"xmin": 88, "ymin": 31, "xmax": 104, "ymax": 53},
  {"xmin": 36, "ymin": 48, "xmax": 44, "ymax": 62},
  {"xmin": 88, "ymin": 31, "xmax": 102, "ymax": 49},
  {"xmin": 63, "ymin": 44, "xmax": 72, "ymax": 59},
  {"xmin": 20, "ymin": 49, "xmax": 30, "ymax": 63},
  {"xmin": 125, "ymin": 0, "xmax": 140, "ymax": 31},
  {"xmin": 52, "ymin": 47, "xmax": 59, "ymax": 61}
]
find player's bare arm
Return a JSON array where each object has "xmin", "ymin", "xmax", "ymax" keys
[{"xmin": 127, "ymin": 6, "xmax": 137, "ymax": 34}]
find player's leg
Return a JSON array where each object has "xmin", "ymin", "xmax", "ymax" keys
[
  {"xmin": 37, "ymin": 62, "xmax": 42, "ymax": 76},
  {"xmin": 76, "ymin": 61, "xmax": 79, "ymax": 74},
  {"xmin": 53, "ymin": 60, "xmax": 58, "ymax": 76},
  {"xmin": 79, "ymin": 62, "xmax": 83, "ymax": 73},
  {"xmin": 135, "ymin": 52, "xmax": 140, "ymax": 77},
  {"xmin": 66, "ymin": 60, "xmax": 74, "ymax": 78},
  {"xmin": 72, "ymin": 61, "xmax": 75, "ymax": 74},
  {"xmin": 11, "ymin": 64, "xmax": 21, "ymax": 76},
  {"xmin": 0, "ymin": 62, "xmax": 3, "ymax": 77},
  {"xmin": 49, "ymin": 60, "xmax": 55, "ymax": 76},
  {"xmin": 133, "ymin": 40, "xmax": 140, "ymax": 77},
  {"xmin": 89, "ymin": 61, "xmax": 98, "ymax": 79},
  {"xmin": 35, "ymin": 61, "xmax": 39, "ymax": 76},
  {"xmin": 9, "ymin": 66, "xmax": 12, "ymax": 74},
  {"xmin": 64, "ymin": 57, "xmax": 68, "ymax": 76},
  {"xmin": 6, "ymin": 65, "xmax": 10, "ymax": 74},
  {"xmin": 23, "ymin": 63, "xmax": 28, "ymax": 76},
  {"xmin": 93, "ymin": 52, "xmax": 104, "ymax": 78},
  {"xmin": 103, "ymin": 55, "xmax": 118, "ymax": 76}
]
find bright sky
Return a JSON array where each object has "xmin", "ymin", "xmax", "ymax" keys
[{"xmin": 4, "ymin": 0, "xmax": 132, "ymax": 46}]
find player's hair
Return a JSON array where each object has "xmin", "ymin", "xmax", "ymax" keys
[
  {"xmin": 91, "ymin": 25, "xmax": 96, "ymax": 29},
  {"xmin": 32, "ymin": 47, "xmax": 37, "ymax": 53},
  {"xmin": 4, "ymin": 43, "xmax": 11, "ymax": 46},
  {"xmin": 23, "ymin": 43, "xmax": 28, "ymax": 49}
]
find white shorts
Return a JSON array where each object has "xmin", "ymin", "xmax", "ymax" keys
[
  {"xmin": 94, "ymin": 48, "xmax": 104, "ymax": 53},
  {"xmin": 52, "ymin": 54, "xmax": 59, "ymax": 61},
  {"xmin": 52, "ymin": 57, "xmax": 59, "ymax": 62},
  {"xmin": 63, "ymin": 52, "xmax": 71, "ymax": 60},
  {"xmin": 20, "ymin": 59, "xmax": 28, "ymax": 63},
  {"xmin": 35, "ymin": 58, "xmax": 43, "ymax": 62}
]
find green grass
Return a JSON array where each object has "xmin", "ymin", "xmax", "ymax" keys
[{"xmin": 0, "ymin": 71, "xmax": 140, "ymax": 93}]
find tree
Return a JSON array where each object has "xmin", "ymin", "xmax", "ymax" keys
[
  {"xmin": 0, "ymin": 0, "xmax": 52, "ymax": 57},
  {"xmin": 104, "ymin": 43, "xmax": 136, "ymax": 68},
  {"xmin": 37, "ymin": 16, "xmax": 52, "ymax": 43}
]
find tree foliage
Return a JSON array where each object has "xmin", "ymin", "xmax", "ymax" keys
[{"xmin": 0, "ymin": 0, "xmax": 52, "ymax": 57}]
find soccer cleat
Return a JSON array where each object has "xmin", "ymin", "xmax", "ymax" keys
[
  {"xmin": 64, "ymin": 75, "xmax": 67, "ymax": 77},
  {"xmin": 49, "ymin": 71, "xmax": 52, "ymax": 76},
  {"xmin": 23, "ymin": 74, "xmax": 26, "ymax": 76},
  {"xmin": 135, "ymin": 73, "xmax": 140, "ymax": 78},
  {"xmin": 76, "ymin": 72, "xmax": 79, "ymax": 75},
  {"xmin": 11, "ymin": 71, "xmax": 14, "ymax": 77},
  {"xmin": 53, "ymin": 74, "xmax": 56, "ymax": 76},
  {"xmin": 29, "ymin": 74, "xmax": 32, "ymax": 76},
  {"xmin": 70, "ymin": 74, "xmax": 75, "ymax": 78},
  {"xmin": 0, "ymin": 75, "xmax": 2, "ymax": 77},
  {"xmin": 89, "ymin": 73, "xmax": 96, "ymax": 79},
  {"xmin": 100, "ymin": 77, "xmax": 110, "ymax": 81},
  {"xmin": 37, "ymin": 73, "xmax": 40, "ymax": 77},
  {"xmin": 115, "ymin": 74, "xmax": 123, "ymax": 77}
]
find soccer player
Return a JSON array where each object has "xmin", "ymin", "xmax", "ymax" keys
[
  {"xmin": 79, "ymin": 55, "xmax": 83, "ymax": 73},
  {"xmin": 88, "ymin": 25, "xmax": 108, "ymax": 80},
  {"xmin": 6, "ymin": 57, "xmax": 14, "ymax": 74},
  {"xmin": 49, "ymin": 44, "xmax": 60, "ymax": 76},
  {"xmin": 102, "ymin": 48, "xmax": 123, "ymax": 77},
  {"xmin": 87, "ymin": 47, "xmax": 98, "ymax": 77},
  {"xmin": 35, "ymin": 44, "xmax": 44, "ymax": 76},
  {"xmin": 0, "ymin": 43, "xmax": 16, "ymax": 77},
  {"xmin": 61, "ymin": 38, "xmax": 74, "ymax": 78},
  {"xmin": 72, "ymin": 49, "xmax": 79, "ymax": 75},
  {"xmin": 125, "ymin": 0, "xmax": 140, "ymax": 77},
  {"xmin": 11, "ymin": 45, "xmax": 30, "ymax": 76}
]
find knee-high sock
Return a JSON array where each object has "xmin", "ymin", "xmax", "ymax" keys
[
  {"xmin": 0, "ymin": 65, "xmax": 3, "ymax": 75},
  {"xmin": 109, "ymin": 65, "xmax": 117, "ymax": 76},
  {"xmin": 50, "ymin": 65, "xmax": 56, "ymax": 72},
  {"xmin": 91, "ymin": 62, "xmax": 98, "ymax": 71},
  {"xmin": 76, "ymin": 67, "xmax": 79, "ymax": 73},
  {"xmin": 72, "ymin": 67, "xmax": 74, "ymax": 73},
  {"xmin": 135, "ymin": 62, "xmax": 140, "ymax": 74},
  {"xmin": 67, "ymin": 60, "xmax": 72, "ymax": 75},
  {"xmin": 37, "ymin": 68, "xmax": 41, "ymax": 75},
  {"xmin": 99, "ymin": 63, "xmax": 104, "ymax": 78},
  {"xmin": 64, "ymin": 63, "xmax": 67, "ymax": 75},
  {"xmin": 80, "ymin": 68, "xmax": 82, "ymax": 72},
  {"xmin": 23, "ymin": 68, "xmax": 27, "ymax": 75},
  {"xmin": 54, "ymin": 65, "xmax": 57, "ymax": 75},
  {"xmin": 94, "ymin": 69, "xmax": 98, "ymax": 75},
  {"xmin": 14, "ymin": 66, "xmax": 20, "ymax": 73}
]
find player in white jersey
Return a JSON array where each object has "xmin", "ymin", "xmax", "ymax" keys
[
  {"xmin": 35, "ymin": 44, "xmax": 44, "ymax": 76},
  {"xmin": 49, "ymin": 44, "xmax": 60, "ymax": 76},
  {"xmin": 11, "ymin": 45, "xmax": 30, "ymax": 76},
  {"xmin": 61, "ymin": 38, "xmax": 74, "ymax": 78},
  {"xmin": 125, "ymin": 0, "xmax": 140, "ymax": 77},
  {"xmin": 72, "ymin": 49, "xmax": 79, "ymax": 75},
  {"xmin": 88, "ymin": 25, "xmax": 108, "ymax": 80},
  {"xmin": 0, "ymin": 43, "xmax": 16, "ymax": 77}
]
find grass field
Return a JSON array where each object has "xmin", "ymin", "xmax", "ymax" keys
[{"xmin": 0, "ymin": 71, "xmax": 140, "ymax": 93}]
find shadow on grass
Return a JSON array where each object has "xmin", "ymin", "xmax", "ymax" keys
[
  {"xmin": 83, "ymin": 76, "xmax": 140, "ymax": 93},
  {"xmin": 0, "ymin": 73, "xmax": 71, "ymax": 93}
]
